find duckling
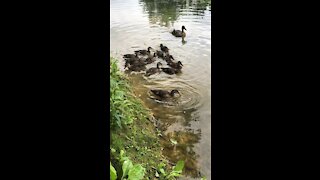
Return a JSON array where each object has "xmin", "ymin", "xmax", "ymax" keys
[
  {"xmin": 145, "ymin": 53, "xmax": 156, "ymax": 64},
  {"xmin": 156, "ymin": 50, "xmax": 165, "ymax": 59},
  {"xmin": 160, "ymin": 44, "xmax": 169, "ymax": 53},
  {"xmin": 128, "ymin": 64, "xmax": 146, "ymax": 72},
  {"xmin": 134, "ymin": 47, "xmax": 153, "ymax": 56},
  {"xmin": 164, "ymin": 55, "xmax": 175, "ymax": 63},
  {"xmin": 150, "ymin": 89, "xmax": 180, "ymax": 99},
  {"xmin": 161, "ymin": 67, "xmax": 180, "ymax": 75},
  {"xmin": 123, "ymin": 52, "xmax": 138, "ymax": 58},
  {"xmin": 124, "ymin": 57, "xmax": 146, "ymax": 68},
  {"xmin": 172, "ymin": 26, "xmax": 187, "ymax": 37},
  {"xmin": 167, "ymin": 61, "xmax": 183, "ymax": 70},
  {"xmin": 145, "ymin": 62, "xmax": 162, "ymax": 76}
]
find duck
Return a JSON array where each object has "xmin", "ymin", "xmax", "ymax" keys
[
  {"xmin": 156, "ymin": 50, "xmax": 165, "ymax": 59},
  {"xmin": 161, "ymin": 67, "xmax": 180, "ymax": 75},
  {"xmin": 164, "ymin": 55, "xmax": 175, "ymax": 63},
  {"xmin": 128, "ymin": 64, "xmax": 146, "ymax": 72},
  {"xmin": 150, "ymin": 89, "xmax": 180, "ymax": 99},
  {"xmin": 123, "ymin": 52, "xmax": 138, "ymax": 59},
  {"xmin": 167, "ymin": 61, "xmax": 183, "ymax": 70},
  {"xmin": 145, "ymin": 62, "xmax": 162, "ymax": 76},
  {"xmin": 124, "ymin": 57, "xmax": 146, "ymax": 68},
  {"xmin": 172, "ymin": 26, "xmax": 187, "ymax": 37},
  {"xmin": 134, "ymin": 47, "xmax": 153, "ymax": 56},
  {"xmin": 145, "ymin": 53, "xmax": 156, "ymax": 64},
  {"xmin": 160, "ymin": 44, "xmax": 169, "ymax": 53}
]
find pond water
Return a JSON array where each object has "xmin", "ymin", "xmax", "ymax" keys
[{"xmin": 110, "ymin": 0, "xmax": 211, "ymax": 179}]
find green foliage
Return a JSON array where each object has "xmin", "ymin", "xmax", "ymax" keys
[
  {"xmin": 110, "ymin": 57, "xmax": 184, "ymax": 180},
  {"xmin": 111, "ymin": 150, "xmax": 145, "ymax": 180},
  {"xmin": 110, "ymin": 57, "xmax": 149, "ymax": 129},
  {"xmin": 127, "ymin": 164, "xmax": 145, "ymax": 180},
  {"xmin": 156, "ymin": 160, "xmax": 185, "ymax": 180},
  {"xmin": 110, "ymin": 162, "xmax": 117, "ymax": 180}
]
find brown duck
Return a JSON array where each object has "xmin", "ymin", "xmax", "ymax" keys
[
  {"xmin": 167, "ymin": 61, "xmax": 183, "ymax": 70},
  {"xmin": 161, "ymin": 67, "xmax": 180, "ymax": 75},
  {"xmin": 145, "ymin": 62, "xmax": 162, "ymax": 76},
  {"xmin": 134, "ymin": 47, "xmax": 152, "ymax": 55},
  {"xmin": 164, "ymin": 55, "xmax": 175, "ymax": 63},
  {"xmin": 123, "ymin": 52, "xmax": 138, "ymax": 59},
  {"xmin": 172, "ymin": 26, "xmax": 187, "ymax": 37},
  {"xmin": 160, "ymin": 44, "xmax": 169, "ymax": 53},
  {"xmin": 150, "ymin": 89, "xmax": 180, "ymax": 99},
  {"xmin": 145, "ymin": 53, "xmax": 156, "ymax": 64},
  {"xmin": 156, "ymin": 50, "xmax": 165, "ymax": 59}
]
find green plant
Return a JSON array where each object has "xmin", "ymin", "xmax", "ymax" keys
[
  {"xmin": 110, "ymin": 150, "xmax": 146, "ymax": 180},
  {"xmin": 110, "ymin": 162, "xmax": 117, "ymax": 180},
  {"xmin": 156, "ymin": 160, "xmax": 185, "ymax": 180},
  {"xmin": 110, "ymin": 58, "xmax": 149, "ymax": 129}
]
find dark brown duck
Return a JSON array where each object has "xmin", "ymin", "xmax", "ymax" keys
[
  {"xmin": 145, "ymin": 53, "xmax": 156, "ymax": 64},
  {"xmin": 172, "ymin": 26, "xmax": 187, "ymax": 37},
  {"xmin": 134, "ymin": 47, "xmax": 152, "ymax": 56},
  {"xmin": 150, "ymin": 89, "xmax": 180, "ymax": 99},
  {"xmin": 160, "ymin": 44, "xmax": 169, "ymax": 53},
  {"xmin": 167, "ymin": 61, "xmax": 183, "ymax": 70},
  {"xmin": 145, "ymin": 62, "xmax": 162, "ymax": 77},
  {"xmin": 161, "ymin": 67, "xmax": 180, "ymax": 75}
]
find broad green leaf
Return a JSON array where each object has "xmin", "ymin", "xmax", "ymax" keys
[
  {"xmin": 121, "ymin": 160, "xmax": 133, "ymax": 179},
  {"xmin": 127, "ymin": 164, "xmax": 145, "ymax": 180},
  {"xmin": 173, "ymin": 160, "xmax": 184, "ymax": 172},
  {"xmin": 110, "ymin": 162, "xmax": 117, "ymax": 180}
]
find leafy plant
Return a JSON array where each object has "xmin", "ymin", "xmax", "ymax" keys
[
  {"xmin": 110, "ymin": 162, "xmax": 117, "ymax": 180},
  {"xmin": 110, "ymin": 57, "xmax": 149, "ymax": 129},
  {"xmin": 110, "ymin": 150, "xmax": 146, "ymax": 180},
  {"xmin": 156, "ymin": 160, "xmax": 185, "ymax": 180}
]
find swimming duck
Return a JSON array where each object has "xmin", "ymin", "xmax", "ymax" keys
[
  {"xmin": 156, "ymin": 50, "xmax": 165, "ymax": 59},
  {"xmin": 124, "ymin": 57, "xmax": 146, "ymax": 68},
  {"xmin": 164, "ymin": 55, "xmax": 175, "ymax": 63},
  {"xmin": 150, "ymin": 89, "xmax": 180, "ymax": 99},
  {"xmin": 123, "ymin": 52, "xmax": 138, "ymax": 59},
  {"xmin": 145, "ymin": 53, "xmax": 156, "ymax": 64},
  {"xmin": 172, "ymin": 26, "xmax": 187, "ymax": 37},
  {"xmin": 160, "ymin": 44, "xmax": 169, "ymax": 53},
  {"xmin": 128, "ymin": 64, "xmax": 146, "ymax": 72},
  {"xmin": 167, "ymin": 61, "xmax": 183, "ymax": 70},
  {"xmin": 145, "ymin": 62, "xmax": 162, "ymax": 76},
  {"xmin": 134, "ymin": 47, "xmax": 153, "ymax": 56},
  {"xmin": 161, "ymin": 67, "xmax": 180, "ymax": 75}
]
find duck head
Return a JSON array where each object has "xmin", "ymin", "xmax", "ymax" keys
[
  {"xmin": 178, "ymin": 61, "xmax": 183, "ymax": 66},
  {"xmin": 182, "ymin": 26, "xmax": 187, "ymax": 31},
  {"xmin": 170, "ymin": 89, "xmax": 180, "ymax": 97},
  {"xmin": 147, "ymin": 47, "xmax": 153, "ymax": 52}
]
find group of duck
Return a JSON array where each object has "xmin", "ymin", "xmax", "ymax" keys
[
  {"xmin": 123, "ymin": 44, "xmax": 183, "ymax": 76},
  {"xmin": 122, "ymin": 26, "xmax": 187, "ymax": 99}
]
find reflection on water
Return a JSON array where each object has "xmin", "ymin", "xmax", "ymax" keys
[
  {"xmin": 139, "ymin": 0, "xmax": 211, "ymax": 27},
  {"xmin": 110, "ymin": 0, "xmax": 211, "ymax": 179}
]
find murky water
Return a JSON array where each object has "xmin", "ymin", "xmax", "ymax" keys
[{"xmin": 110, "ymin": 0, "xmax": 211, "ymax": 179}]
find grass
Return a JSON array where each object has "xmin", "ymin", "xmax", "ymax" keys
[{"xmin": 110, "ymin": 57, "xmax": 174, "ymax": 179}]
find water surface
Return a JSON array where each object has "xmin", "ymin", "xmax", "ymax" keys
[{"xmin": 110, "ymin": 0, "xmax": 211, "ymax": 179}]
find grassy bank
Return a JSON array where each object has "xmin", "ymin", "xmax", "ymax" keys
[{"xmin": 110, "ymin": 57, "xmax": 184, "ymax": 180}]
